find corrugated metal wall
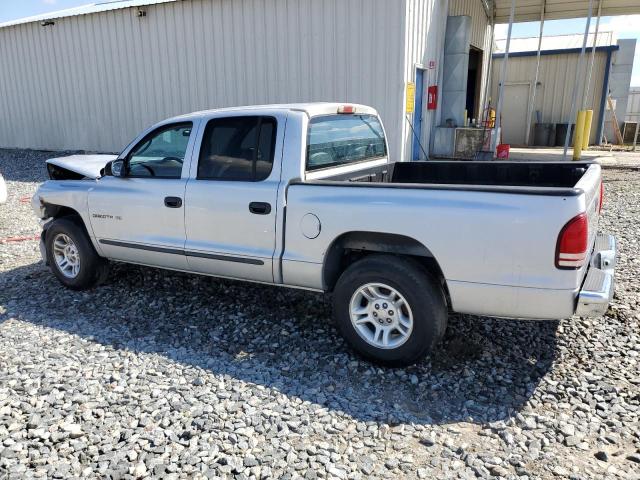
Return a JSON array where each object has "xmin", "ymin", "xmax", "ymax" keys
[
  {"xmin": 0, "ymin": 0, "xmax": 408, "ymax": 158},
  {"xmin": 627, "ymin": 87, "xmax": 640, "ymax": 121},
  {"xmin": 448, "ymin": 0, "xmax": 487, "ymax": 50},
  {"xmin": 491, "ymin": 51, "xmax": 607, "ymax": 145},
  {"xmin": 401, "ymin": 0, "xmax": 449, "ymax": 160},
  {"xmin": 447, "ymin": 0, "xmax": 491, "ymax": 121},
  {"xmin": 605, "ymin": 40, "xmax": 636, "ymax": 142}
]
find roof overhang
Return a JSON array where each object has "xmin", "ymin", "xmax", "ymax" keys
[
  {"xmin": 492, "ymin": 44, "xmax": 619, "ymax": 58},
  {"xmin": 0, "ymin": 0, "xmax": 178, "ymax": 29},
  {"xmin": 493, "ymin": 0, "xmax": 640, "ymax": 23}
]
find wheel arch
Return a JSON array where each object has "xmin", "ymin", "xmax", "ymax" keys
[
  {"xmin": 322, "ymin": 231, "xmax": 450, "ymax": 304},
  {"xmin": 42, "ymin": 203, "xmax": 94, "ymax": 246}
]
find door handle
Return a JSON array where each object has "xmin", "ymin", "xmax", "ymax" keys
[
  {"xmin": 249, "ymin": 202, "xmax": 271, "ymax": 215},
  {"xmin": 164, "ymin": 196, "xmax": 182, "ymax": 208}
]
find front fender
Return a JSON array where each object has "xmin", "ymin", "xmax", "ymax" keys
[{"xmin": 32, "ymin": 180, "xmax": 103, "ymax": 255}]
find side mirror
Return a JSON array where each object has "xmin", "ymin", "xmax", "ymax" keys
[{"xmin": 111, "ymin": 159, "xmax": 126, "ymax": 177}]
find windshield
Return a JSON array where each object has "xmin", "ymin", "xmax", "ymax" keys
[{"xmin": 306, "ymin": 114, "xmax": 387, "ymax": 171}]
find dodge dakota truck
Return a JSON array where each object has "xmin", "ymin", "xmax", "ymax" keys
[{"xmin": 32, "ymin": 103, "xmax": 616, "ymax": 366}]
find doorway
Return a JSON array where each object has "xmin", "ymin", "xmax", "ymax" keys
[
  {"xmin": 466, "ymin": 47, "xmax": 483, "ymax": 121},
  {"xmin": 501, "ymin": 83, "xmax": 530, "ymax": 146}
]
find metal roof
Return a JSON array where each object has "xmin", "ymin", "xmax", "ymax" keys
[
  {"xmin": 492, "ymin": 0, "xmax": 640, "ymax": 23},
  {"xmin": 0, "ymin": 0, "xmax": 178, "ymax": 29}
]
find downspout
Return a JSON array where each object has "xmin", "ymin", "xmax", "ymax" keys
[{"xmin": 595, "ymin": 48, "xmax": 613, "ymax": 145}]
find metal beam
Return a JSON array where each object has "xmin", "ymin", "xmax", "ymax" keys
[
  {"xmin": 562, "ymin": 0, "xmax": 595, "ymax": 160},
  {"xmin": 492, "ymin": 0, "xmax": 640, "ymax": 23},
  {"xmin": 524, "ymin": 1, "xmax": 546, "ymax": 146},
  {"xmin": 595, "ymin": 47, "xmax": 614, "ymax": 145},
  {"xmin": 492, "ymin": 0, "xmax": 517, "ymax": 155}
]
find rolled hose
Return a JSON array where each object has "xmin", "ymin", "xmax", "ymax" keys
[{"xmin": 0, "ymin": 234, "xmax": 40, "ymax": 244}]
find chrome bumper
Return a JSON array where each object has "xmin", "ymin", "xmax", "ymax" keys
[{"xmin": 575, "ymin": 234, "xmax": 616, "ymax": 317}]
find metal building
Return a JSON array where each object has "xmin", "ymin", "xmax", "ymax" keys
[
  {"xmin": 491, "ymin": 33, "xmax": 637, "ymax": 146},
  {"xmin": 628, "ymin": 87, "xmax": 640, "ymax": 122},
  {"xmin": 0, "ymin": 0, "xmax": 492, "ymax": 162}
]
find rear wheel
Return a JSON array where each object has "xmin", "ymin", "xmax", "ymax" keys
[
  {"xmin": 45, "ymin": 217, "xmax": 108, "ymax": 290},
  {"xmin": 332, "ymin": 255, "xmax": 447, "ymax": 367}
]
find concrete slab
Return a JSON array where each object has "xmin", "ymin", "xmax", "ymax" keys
[{"xmin": 506, "ymin": 147, "xmax": 640, "ymax": 167}]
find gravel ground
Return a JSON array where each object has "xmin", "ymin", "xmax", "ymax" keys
[{"xmin": 0, "ymin": 149, "xmax": 639, "ymax": 480}]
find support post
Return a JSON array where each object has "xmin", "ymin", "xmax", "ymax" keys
[
  {"xmin": 582, "ymin": 109, "xmax": 594, "ymax": 149},
  {"xmin": 479, "ymin": 12, "xmax": 495, "ymax": 123},
  {"xmin": 492, "ymin": 0, "xmax": 516, "ymax": 156},
  {"xmin": 573, "ymin": 110, "xmax": 587, "ymax": 160},
  {"xmin": 563, "ymin": 0, "xmax": 594, "ymax": 160},
  {"xmin": 583, "ymin": 0, "xmax": 603, "ymax": 109},
  {"xmin": 524, "ymin": 2, "xmax": 545, "ymax": 146}
]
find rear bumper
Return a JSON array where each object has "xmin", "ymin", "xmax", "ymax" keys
[{"xmin": 575, "ymin": 233, "xmax": 616, "ymax": 317}]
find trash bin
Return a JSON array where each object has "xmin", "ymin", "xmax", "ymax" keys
[
  {"xmin": 533, "ymin": 123, "xmax": 554, "ymax": 146},
  {"xmin": 555, "ymin": 123, "xmax": 575, "ymax": 147}
]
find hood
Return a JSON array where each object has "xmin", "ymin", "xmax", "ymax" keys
[{"xmin": 47, "ymin": 154, "xmax": 118, "ymax": 180}]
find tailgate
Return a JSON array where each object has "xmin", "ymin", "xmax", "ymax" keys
[{"xmin": 576, "ymin": 164, "xmax": 603, "ymax": 255}]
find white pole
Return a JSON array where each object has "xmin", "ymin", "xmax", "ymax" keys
[
  {"xmin": 562, "ymin": 0, "xmax": 595, "ymax": 160},
  {"xmin": 479, "ymin": 13, "xmax": 495, "ymax": 123},
  {"xmin": 492, "ymin": 0, "xmax": 516, "ymax": 155},
  {"xmin": 583, "ymin": 0, "xmax": 603, "ymax": 109},
  {"xmin": 524, "ymin": 2, "xmax": 546, "ymax": 146}
]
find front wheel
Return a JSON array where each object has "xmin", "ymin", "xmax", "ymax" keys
[
  {"xmin": 332, "ymin": 255, "xmax": 447, "ymax": 367},
  {"xmin": 45, "ymin": 217, "xmax": 108, "ymax": 290}
]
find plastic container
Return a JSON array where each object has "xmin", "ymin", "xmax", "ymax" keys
[
  {"xmin": 533, "ymin": 123, "xmax": 555, "ymax": 146},
  {"xmin": 496, "ymin": 144, "xmax": 510, "ymax": 159},
  {"xmin": 555, "ymin": 123, "xmax": 575, "ymax": 147}
]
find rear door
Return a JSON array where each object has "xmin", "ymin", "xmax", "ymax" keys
[
  {"xmin": 502, "ymin": 83, "xmax": 530, "ymax": 146},
  {"xmin": 88, "ymin": 122, "xmax": 197, "ymax": 270},
  {"xmin": 183, "ymin": 113, "xmax": 285, "ymax": 283}
]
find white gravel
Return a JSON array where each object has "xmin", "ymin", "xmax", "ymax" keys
[{"xmin": 1, "ymin": 149, "xmax": 639, "ymax": 479}]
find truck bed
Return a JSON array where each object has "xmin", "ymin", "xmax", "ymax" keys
[{"xmin": 319, "ymin": 160, "xmax": 593, "ymax": 193}]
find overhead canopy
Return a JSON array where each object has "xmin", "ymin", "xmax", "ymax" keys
[{"xmin": 493, "ymin": 0, "xmax": 640, "ymax": 23}]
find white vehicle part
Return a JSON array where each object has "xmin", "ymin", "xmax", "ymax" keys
[
  {"xmin": 47, "ymin": 154, "xmax": 118, "ymax": 179},
  {"xmin": 0, "ymin": 173, "xmax": 6, "ymax": 204}
]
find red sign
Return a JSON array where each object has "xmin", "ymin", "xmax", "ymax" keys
[{"xmin": 427, "ymin": 85, "xmax": 437, "ymax": 110}]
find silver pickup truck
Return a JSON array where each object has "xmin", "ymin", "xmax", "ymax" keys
[{"xmin": 32, "ymin": 103, "xmax": 616, "ymax": 366}]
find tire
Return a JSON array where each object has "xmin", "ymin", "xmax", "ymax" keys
[
  {"xmin": 45, "ymin": 217, "xmax": 109, "ymax": 290},
  {"xmin": 332, "ymin": 255, "xmax": 447, "ymax": 367}
]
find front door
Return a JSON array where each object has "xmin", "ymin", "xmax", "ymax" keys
[
  {"xmin": 183, "ymin": 114, "xmax": 284, "ymax": 283},
  {"xmin": 88, "ymin": 122, "xmax": 197, "ymax": 270}
]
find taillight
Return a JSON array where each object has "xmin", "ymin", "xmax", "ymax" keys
[
  {"xmin": 556, "ymin": 213, "xmax": 588, "ymax": 269},
  {"xmin": 599, "ymin": 181, "xmax": 604, "ymax": 214}
]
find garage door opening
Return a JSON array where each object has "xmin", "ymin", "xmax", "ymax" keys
[{"xmin": 466, "ymin": 47, "xmax": 483, "ymax": 121}]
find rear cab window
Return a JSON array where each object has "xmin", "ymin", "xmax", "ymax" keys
[{"xmin": 306, "ymin": 114, "xmax": 387, "ymax": 172}]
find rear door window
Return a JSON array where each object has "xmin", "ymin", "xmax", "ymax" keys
[
  {"xmin": 197, "ymin": 116, "xmax": 277, "ymax": 181},
  {"xmin": 306, "ymin": 114, "xmax": 387, "ymax": 171}
]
